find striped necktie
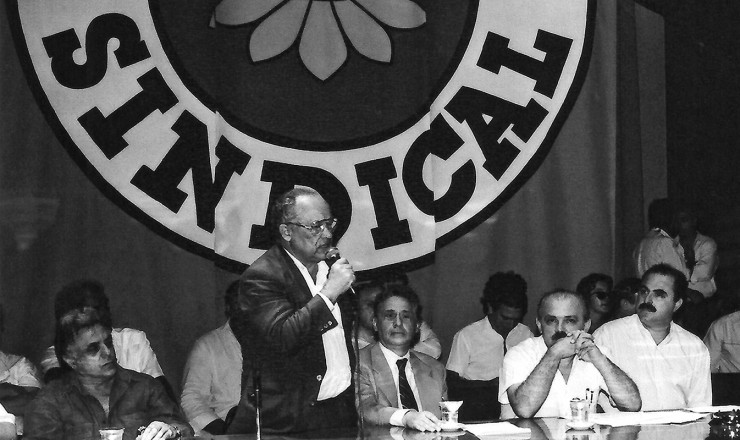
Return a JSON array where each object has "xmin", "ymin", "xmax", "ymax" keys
[{"xmin": 396, "ymin": 358, "xmax": 418, "ymax": 411}]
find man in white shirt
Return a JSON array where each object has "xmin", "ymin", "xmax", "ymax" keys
[
  {"xmin": 358, "ymin": 284, "xmax": 446, "ymax": 431},
  {"xmin": 0, "ymin": 350, "xmax": 42, "ymax": 416},
  {"xmin": 227, "ymin": 187, "xmax": 356, "ymax": 434},
  {"xmin": 499, "ymin": 290, "xmax": 640, "ymax": 418},
  {"xmin": 356, "ymin": 275, "xmax": 442, "ymax": 359},
  {"xmin": 704, "ymin": 310, "xmax": 740, "ymax": 373},
  {"xmin": 594, "ymin": 263, "xmax": 712, "ymax": 410},
  {"xmin": 180, "ymin": 281, "xmax": 243, "ymax": 435},
  {"xmin": 675, "ymin": 206, "xmax": 718, "ymax": 299},
  {"xmin": 634, "ymin": 199, "xmax": 689, "ymax": 280},
  {"xmin": 446, "ymin": 271, "xmax": 532, "ymax": 420}
]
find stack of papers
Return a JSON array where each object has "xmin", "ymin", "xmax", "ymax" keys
[
  {"xmin": 590, "ymin": 411, "xmax": 707, "ymax": 427},
  {"xmin": 465, "ymin": 422, "xmax": 531, "ymax": 437}
]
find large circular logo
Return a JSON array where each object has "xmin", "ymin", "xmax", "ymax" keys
[{"xmin": 8, "ymin": 0, "xmax": 595, "ymax": 272}]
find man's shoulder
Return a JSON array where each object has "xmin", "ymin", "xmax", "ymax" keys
[
  {"xmin": 712, "ymin": 311, "xmax": 740, "ymax": 328},
  {"xmin": 243, "ymin": 245, "xmax": 287, "ymax": 273},
  {"xmin": 670, "ymin": 322, "xmax": 710, "ymax": 348},
  {"xmin": 116, "ymin": 366, "xmax": 161, "ymax": 387},
  {"xmin": 411, "ymin": 349, "xmax": 444, "ymax": 369},
  {"xmin": 456, "ymin": 317, "xmax": 488, "ymax": 336},
  {"xmin": 595, "ymin": 315, "xmax": 637, "ymax": 335},
  {"xmin": 506, "ymin": 335, "xmax": 541, "ymax": 356}
]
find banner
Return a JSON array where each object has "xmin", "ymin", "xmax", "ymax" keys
[{"xmin": 8, "ymin": 0, "xmax": 594, "ymax": 271}]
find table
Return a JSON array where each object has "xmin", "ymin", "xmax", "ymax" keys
[{"xmin": 181, "ymin": 416, "xmax": 719, "ymax": 440}]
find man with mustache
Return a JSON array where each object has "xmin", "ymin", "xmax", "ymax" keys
[
  {"xmin": 594, "ymin": 263, "xmax": 711, "ymax": 410},
  {"xmin": 499, "ymin": 290, "xmax": 640, "ymax": 418},
  {"xmin": 227, "ymin": 187, "xmax": 357, "ymax": 433}
]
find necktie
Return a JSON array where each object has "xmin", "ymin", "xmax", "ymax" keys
[{"xmin": 396, "ymin": 358, "xmax": 418, "ymax": 411}]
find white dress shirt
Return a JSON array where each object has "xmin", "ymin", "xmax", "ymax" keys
[
  {"xmin": 684, "ymin": 232, "xmax": 718, "ymax": 298},
  {"xmin": 594, "ymin": 315, "xmax": 711, "ymax": 410},
  {"xmin": 704, "ymin": 310, "xmax": 740, "ymax": 373},
  {"xmin": 0, "ymin": 351, "xmax": 41, "ymax": 388},
  {"xmin": 498, "ymin": 336, "xmax": 607, "ymax": 418},
  {"xmin": 285, "ymin": 250, "xmax": 351, "ymax": 400},
  {"xmin": 447, "ymin": 318, "xmax": 533, "ymax": 380},
  {"xmin": 634, "ymin": 228, "xmax": 689, "ymax": 278},
  {"xmin": 377, "ymin": 343, "xmax": 422, "ymax": 427},
  {"xmin": 180, "ymin": 321, "xmax": 242, "ymax": 433}
]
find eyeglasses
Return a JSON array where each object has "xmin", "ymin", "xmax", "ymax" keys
[{"xmin": 284, "ymin": 217, "xmax": 337, "ymax": 236}]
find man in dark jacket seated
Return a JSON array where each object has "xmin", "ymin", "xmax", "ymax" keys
[{"xmin": 24, "ymin": 308, "xmax": 192, "ymax": 440}]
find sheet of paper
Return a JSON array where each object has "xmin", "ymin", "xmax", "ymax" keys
[
  {"xmin": 465, "ymin": 421, "xmax": 531, "ymax": 436},
  {"xmin": 687, "ymin": 405, "xmax": 740, "ymax": 413},
  {"xmin": 590, "ymin": 411, "xmax": 707, "ymax": 427}
]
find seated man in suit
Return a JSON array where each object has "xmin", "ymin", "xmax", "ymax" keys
[{"xmin": 358, "ymin": 284, "xmax": 446, "ymax": 431}]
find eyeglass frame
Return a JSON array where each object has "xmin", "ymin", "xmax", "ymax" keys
[{"xmin": 283, "ymin": 217, "xmax": 338, "ymax": 236}]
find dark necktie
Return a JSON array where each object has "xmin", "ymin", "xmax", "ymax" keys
[{"xmin": 396, "ymin": 358, "xmax": 418, "ymax": 411}]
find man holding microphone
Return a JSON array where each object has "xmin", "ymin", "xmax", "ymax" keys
[{"xmin": 228, "ymin": 187, "xmax": 357, "ymax": 434}]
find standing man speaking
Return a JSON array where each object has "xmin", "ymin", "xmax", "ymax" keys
[{"xmin": 228, "ymin": 187, "xmax": 357, "ymax": 433}]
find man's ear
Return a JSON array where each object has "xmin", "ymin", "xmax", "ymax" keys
[
  {"xmin": 372, "ymin": 317, "xmax": 378, "ymax": 333},
  {"xmin": 278, "ymin": 224, "xmax": 291, "ymax": 242},
  {"xmin": 584, "ymin": 319, "xmax": 592, "ymax": 332},
  {"xmin": 673, "ymin": 298, "xmax": 683, "ymax": 313},
  {"xmin": 536, "ymin": 319, "xmax": 542, "ymax": 334}
]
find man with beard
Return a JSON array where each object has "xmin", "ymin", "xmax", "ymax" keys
[
  {"xmin": 227, "ymin": 187, "xmax": 357, "ymax": 434},
  {"xmin": 594, "ymin": 263, "xmax": 711, "ymax": 410},
  {"xmin": 499, "ymin": 290, "xmax": 640, "ymax": 418}
]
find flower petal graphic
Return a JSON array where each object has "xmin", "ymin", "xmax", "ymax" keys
[
  {"xmin": 335, "ymin": 1, "xmax": 391, "ymax": 63},
  {"xmin": 299, "ymin": 2, "xmax": 347, "ymax": 80},
  {"xmin": 250, "ymin": 0, "xmax": 309, "ymax": 62},
  {"xmin": 355, "ymin": 0, "xmax": 426, "ymax": 29},
  {"xmin": 214, "ymin": 0, "xmax": 284, "ymax": 25}
]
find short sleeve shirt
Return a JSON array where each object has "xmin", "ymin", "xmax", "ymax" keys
[
  {"xmin": 594, "ymin": 315, "xmax": 711, "ymax": 410},
  {"xmin": 499, "ymin": 336, "xmax": 607, "ymax": 418},
  {"xmin": 447, "ymin": 319, "xmax": 533, "ymax": 380}
]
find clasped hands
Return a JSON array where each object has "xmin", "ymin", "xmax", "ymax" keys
[
  {"xmin": 136, "ymin": 421, "xmax": 179, "ymax": 440},
  {"xmin": 549, "ymin": 330, "xmax": 603, "ymax": 363}
]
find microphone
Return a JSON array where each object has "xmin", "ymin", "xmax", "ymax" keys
[
  {"xmin": 325, "ymin": 247, "xmax": 355, "ymax": 295},
  {"xmin": 325, "ymin": 247, "xmax": 342, "ymax": 266}
]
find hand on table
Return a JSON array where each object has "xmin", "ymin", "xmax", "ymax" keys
[{"xmin": 402, "ymin": 410, "xmax": 442, "ymax": 432}]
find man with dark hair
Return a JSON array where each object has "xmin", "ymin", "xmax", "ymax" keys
[
  {"xmin": 674, "ymin": 204, "xmax": 718, "ymax": 299},
  {"xmin": 499, "ymin": 290, "xmax": 640, "ymax": 418},
  {"xmin": 447, "ymin": 272, "xmax": 532, "ymax": 382},
  {"xmin": 594, "ymin": 263, "xmax": 711, "ymax": 410},
  {"xmin": 358, "ymin": 285, "xmax": 446, "ymax": 431},
  {"xmin": 355, "ymin": 273, "xmax": 441, "ymax": 359},
  {"xmin": 228, "ymin": 187, "xmax": 356, "ymax": 433},
  {"xmin": 40, "ymin": 280, "xmax": 168, "ymax": 392},
  {"xmin": 180, "ymin": 280, "xmax": 243, "ymax": 435},
  {"xmin": 576, "ymin": 273, "xmax": 614, "ymax": 332},
  {"xmin": 634, "ymin": 198, "xmax": 688, "ymax": 279},
  {"xmin": 25, "ymin": 309, "xmax": 192, "ymax": 440},
  {"xmin": 611, "ymin": 277, "xmax": 641, "ymax": 319}
]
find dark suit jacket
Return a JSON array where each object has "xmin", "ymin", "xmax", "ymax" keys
[
  {"xmin": 358, "ymin": 343, "xmax": 447, "ymax": 425},
  {"xmin": 228, "ymin": 244, "xmax": 356, "ymax": 433}
]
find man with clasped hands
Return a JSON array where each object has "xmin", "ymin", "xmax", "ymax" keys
[
  {"xmin": 227, "ymin": 187, "xmax": 357, "ymax": 433},
  {"xmin": 499, "ymin": 290, "xmax": 641, "ymax": 418}
]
